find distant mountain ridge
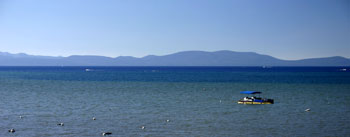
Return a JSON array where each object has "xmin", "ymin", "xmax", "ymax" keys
[{"xmin": 0, "ymin": 50, "xmax": 349, "ymax": 66}]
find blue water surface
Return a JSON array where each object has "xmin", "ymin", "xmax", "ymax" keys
[
  {"xmin": 0, "ymin": 67, "xmax": 349, "ymax": 137},
  {"xmin": 0, "ymin": 66, "xmax": 349, "ymax": 84}
]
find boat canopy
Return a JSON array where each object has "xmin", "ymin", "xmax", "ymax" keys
[{"xmin": 240, "ymin": 91, "xmax": 262, "ymax": 94}]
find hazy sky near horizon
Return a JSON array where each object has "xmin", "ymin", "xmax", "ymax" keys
[{"xmin": 0, "ymin": 0, "xmax": 349, "ymax": 60}]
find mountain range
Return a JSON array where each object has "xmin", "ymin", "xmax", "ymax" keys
[{"xmin": 0, "ymin": 50, "xmax": 349, "ymax": 66}]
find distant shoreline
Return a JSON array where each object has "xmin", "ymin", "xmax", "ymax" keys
[{"xmin": 1, "ymin": 50, "xmax": 350, "ymax": 66}]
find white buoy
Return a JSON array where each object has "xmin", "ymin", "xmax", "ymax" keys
[
  {"xmin": 102, "ymin": 132, "xmax": 112, "ymax": 136},
  {"xmin": 93, "ymin": 117, "xmax": 96, "ymax": 120},
  {"xmin": 19, "ymin": 116, "xmax": 23, "ymax": 119},
  {"xmin": 166, "ymin": 119, "xmax": 170, "ymax": 122},
  {"xmin": 141, "ymin": 126, "xmax": 145, "ymax": 130},
  {"xmin": 57, "ymin": 123, "xmax": 64, "ymax": 126},
  {"xmin": 305, "ymin": 108, "xmax": 311, "ymax": 112},
  {"xmin": 8, "ymin": 129, "xmax": 15, "ymax": 133}
]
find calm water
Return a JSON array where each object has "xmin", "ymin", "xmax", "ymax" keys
[{"xmin": 0, "ymin": 67, "xmax": 349, "ymax": 137}]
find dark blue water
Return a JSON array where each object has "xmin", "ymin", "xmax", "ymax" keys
[
  {"xmin": 0, "ymin": 67, "xmax": 349, "ymax": 136},
  {"xmin": 1, "ymin": 66, "xmax": 349, "ymax": 84}
]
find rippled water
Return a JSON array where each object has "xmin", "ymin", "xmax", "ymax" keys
[{"xmin": 0, "ymin": 67, "xmax": 349, "ymax": 136}]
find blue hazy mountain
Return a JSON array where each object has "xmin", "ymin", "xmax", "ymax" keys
[{"xmin": 0, "ymin": 50, "xmax": 349, "ymax": 66}]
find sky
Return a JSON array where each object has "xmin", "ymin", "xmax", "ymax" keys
[{"xmin": 0, "ymin": 0, "xmax": 349, "ymax": 60}]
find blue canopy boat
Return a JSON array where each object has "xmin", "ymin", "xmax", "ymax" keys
[{"xmin": 238, "ymin": 91, "xmax": 274, "ymax": 104}]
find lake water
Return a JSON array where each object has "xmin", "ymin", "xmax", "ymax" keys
[{"xmin": 0, "ymin": 67, "xmax": 349, "ymax": 137}]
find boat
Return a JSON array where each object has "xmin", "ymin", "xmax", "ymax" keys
[{"xmin": 237, "ymin": 91, "xmax": 274, "ymax": 104}]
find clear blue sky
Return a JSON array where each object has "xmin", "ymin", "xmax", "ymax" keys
[{"xmin": 0, "ymin": 0, "xmax": 349, "ymax": 60}]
